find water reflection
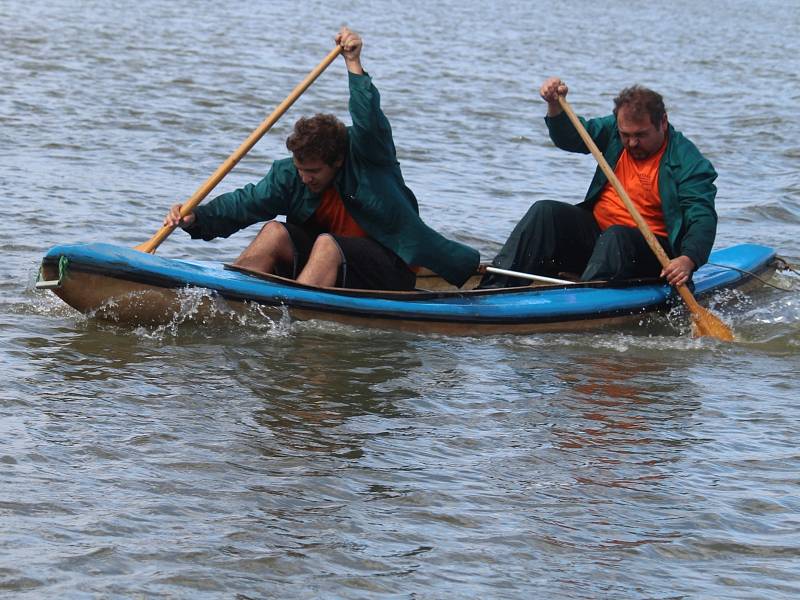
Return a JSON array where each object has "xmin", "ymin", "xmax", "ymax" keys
[
  {"xmin": 23, "ymin": 325, "xmax": 153, "ymax": 381},
  {"xmin": 527, "ymin": 353, "xmax": 704, "ymax": 556},
  {"xmin": 553, "ymin": 353, "xmax": 700, "ymax": 454},
  {"xmin": 231, "ymin": 329, "xmax": 421, "ymax": 456}
]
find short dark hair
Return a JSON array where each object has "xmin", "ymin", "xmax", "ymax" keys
[
  {"xmin": 613, "ymin": 85, "xmax": 666, "ymax": 129},
  {"xmin": 285, "ymin": 114, "xmax": 348, "ymax": 166}
]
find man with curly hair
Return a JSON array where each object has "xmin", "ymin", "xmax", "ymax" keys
[
  {"xmin": 479, "ymin": 78, "xmax": 718, "ymax": 289},
  {"xmin": 165, "ymin": 27, "xmax": 479, "ymax": 290}
]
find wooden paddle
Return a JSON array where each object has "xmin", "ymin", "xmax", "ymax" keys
[
  {"xmin": 135, "ymin": 45, "xmax": 343, "ymax": 254},
  {"xmin": 557, "ymin": 95, "xmax": 734, "ymax": 341}
]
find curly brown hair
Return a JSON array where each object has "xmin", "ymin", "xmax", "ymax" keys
[
  {"xmin": 613, "ymin": 85, "xmax": 666, "ymax": 129},
  {"xmin": 285, "ymin": 114, "xmax": 348, "ymax": 166}
]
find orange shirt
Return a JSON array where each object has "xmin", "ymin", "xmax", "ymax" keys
[
  {"xmin": 593, "ymin": 139, "xmax": 668, "ymax": 237},
  {"xmin": 309, "ymin": 187, "xmax": 368, "ymax": 238}
]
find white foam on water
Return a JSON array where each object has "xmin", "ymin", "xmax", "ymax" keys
[{"xmin": 129, "ymin": 288, "xmax": 296, "ymax": 341}]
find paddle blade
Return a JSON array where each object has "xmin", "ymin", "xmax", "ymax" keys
[
  {"xmin": 689, "ymin": 306, "xmax": 735, "ymax": 341},
  {"xmin": 673, "ymin": 283, "xmax": 735, "ymax": 341}
]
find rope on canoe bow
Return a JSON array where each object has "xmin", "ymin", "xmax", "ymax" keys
[
  {"xmin": 35, "ymin": 256, "xmax": 69, "ymax": 290},
  {"xmin": 774, "ymin": 256, "xmax": 800, "ymax": 277},
  {"xmin": 705, "ymin": 257, "xmax": 798, "ymax": 292},
  {"xmin": 58, "ymin": 255, "xmax": 69, "ymax": 282}
]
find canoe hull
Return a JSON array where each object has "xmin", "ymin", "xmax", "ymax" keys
[
  {"xmin": 42, "ymin": 267, "xmax": 663, "ymax": 334},
  {"xmin": 39, "ymin": 243, "xmax": 777, "ymax": 334}
]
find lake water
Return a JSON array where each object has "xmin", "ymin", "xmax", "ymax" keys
[{"xmin": 2, "ymin": 0, "xmax": 799, "ymax": 597}]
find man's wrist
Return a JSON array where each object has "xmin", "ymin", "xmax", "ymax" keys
[
  {"xmin": 345, "ymin": 58, "xmax": 364, "ymax": 75},
  {"xmin": 546, "ymin": 102, "xmax": 563, "ymax": 117}
]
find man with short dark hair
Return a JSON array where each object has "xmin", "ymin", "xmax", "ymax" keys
[
  {"xmin": 165, "ymin": 28, "xmax": 479, "ymax": 290},
  {"xmin": 479, "ymin": 77, "xmax": 718, "ymax": 289}
]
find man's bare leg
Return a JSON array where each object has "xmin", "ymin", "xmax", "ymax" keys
[
  {"xmin": 297, "ymin": 234, "xmax": 343, "ymax": 287},
  {"xmin": 233, "ymin": 221, "xmax": 295, "ymax": 274}
]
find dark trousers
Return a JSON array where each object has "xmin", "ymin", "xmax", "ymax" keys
[
  {"xmin": 279, "ymin": 222, "xmax": 416, "ymax": 291},
  {"xmin": 479, "ymin": 200, "xmax": 672, "ymax": 288}
]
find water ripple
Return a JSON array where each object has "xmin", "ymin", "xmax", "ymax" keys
[{"xmin": 2, "ymin": 0, "xmax": 800, "ymax": 598}]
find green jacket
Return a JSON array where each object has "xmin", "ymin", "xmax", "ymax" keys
[
  {"xmin": 545, "ymin": 110, "xmax": 718, "ymax": 268},
  {"xmin": 186, "ymin": 72, "xmax": 480, "ymax": 286}
]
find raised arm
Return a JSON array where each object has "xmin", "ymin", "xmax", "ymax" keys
[
  {"xmin": 540, "ymin": 78, "xmax": 617, "ymax": 154},
  {"xmin": 336, "ymin": 27, "xmax": 364, "ymax": 76},
  {"xmin": 336, "ymin": 27, "xmax": 397, "ymax": 164}
]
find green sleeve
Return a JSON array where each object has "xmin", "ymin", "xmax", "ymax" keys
[
  {"xmin": 544, "ymin": 111, "xmax": 617, "ymax": 154},
  {"xmin": 675, "ymin": 156, "xmax": 718, "ymax": 268},
  {"xmin": 185, "ymin": 159, "xmax": 296, "ymax": 240},
  {"xmin": 347, "ymin": 71, "xmax": 397, "ymax": 165}
]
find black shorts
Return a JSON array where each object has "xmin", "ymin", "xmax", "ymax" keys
[{"xmin": 279, "ymin": 222, "xmax": 416, "ymax": 291}]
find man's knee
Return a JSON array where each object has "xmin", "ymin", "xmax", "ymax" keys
[
  {"xmin": 296, "ymin": 234, "xmax": 346, "ymax": 287},
  {"xmin": 309, "ymin": 233, "xmax": 344, "ymax": 265},
  {"xmin": 603, "ymin": 224, "xmax": 635, "ymax": 236},
  {"xmin": 598, "ymin": 224, "xmax": 627, "ymax": 241},
  {"xmin": 508, "ymin": 201, "xmax": 562, "ymax": 239},
  {"xmin": 526, "ymin": 200, "xmax": 562, "ymax": 221},
  {"xmin": 597, "ymin": 225, "xmax": 639, "ymax": 252},
  {"xmin": 233, "ymin": 220, "xmax": 293, "ymax": 272},
  {"xmin": 583, "ymin": 226, "xmax": 651, "ymax": 281},
  {"xmin": 259, "ymin": 220, "xmax": 290, "ymax": 240},
  {"xmin": 246, "ymin": 220, "xmax": 293, "ymax": 255}
]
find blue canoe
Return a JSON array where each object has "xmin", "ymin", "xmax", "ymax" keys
[{"xmin": 38, "ymin": 242, "xmax": 776, "ymax": 334}]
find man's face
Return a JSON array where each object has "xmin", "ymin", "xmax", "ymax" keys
[
  {"xmin": 293, "ymin": 156, "xmax": 342, "ymax": 193},
  {"xmin": 616, "ymin": 106, "xmax": 668, "ymax": 160}
]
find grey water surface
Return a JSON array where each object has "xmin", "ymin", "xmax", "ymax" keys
[{"xmin": 2, "ymin": 0, "xmax": 800, "ymax": 598}]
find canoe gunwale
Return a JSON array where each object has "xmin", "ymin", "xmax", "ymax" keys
[
  {"xmin": 41, "ymin": 255, "xmax": 670, "ymax": 299},
  {"xmin": 221, "ymin": 262, "xmax": 670, "ymax": 299}
]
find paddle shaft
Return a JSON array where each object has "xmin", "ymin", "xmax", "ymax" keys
[
  {"xmin": 557, "ymin": 96, "xmax": 733, "ymax": 339},
  {"xmin": 135, "ymin": 45, "xmax": 343, "ymax": 254},
  {"xmin": 484, "ymin": 266, "xmax": 576, "ymax": 285}
]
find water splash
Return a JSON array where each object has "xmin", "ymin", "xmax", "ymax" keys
[
  {"xmin": 25, "ymin": 279, "xmax": 297, "ymax": 342},
  {"xmin": 122, "ymin": 287, "xmax": 297, "ymax": 341}
]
